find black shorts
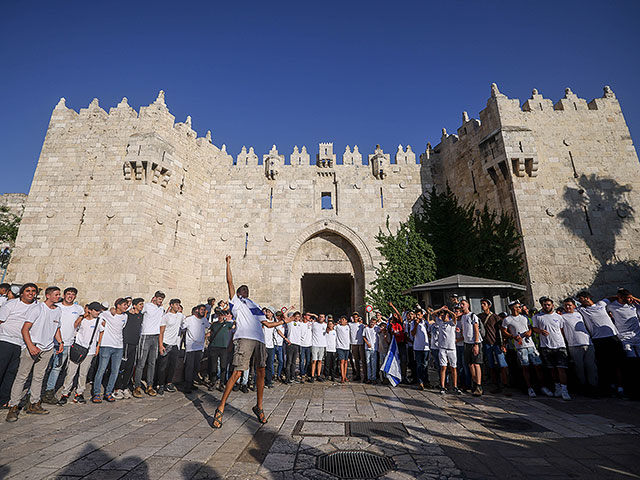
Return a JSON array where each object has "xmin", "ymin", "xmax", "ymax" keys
[
  {"xmin": 539, "ymin": 347, "xmax": 569, "ymax": 368},
  {"xmin": 464, "ymin": 343, "xmax": 483, "ymax": 365},
  {"xmin": 592, "ymin": 336, "xmax": 626, "ymax": 363}
]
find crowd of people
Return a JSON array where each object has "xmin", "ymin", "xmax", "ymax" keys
[{"xmin": 0, "ymin": 263, "xmax": 638, "ymax": 425}]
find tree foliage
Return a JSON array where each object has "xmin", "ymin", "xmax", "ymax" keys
[
  {"xmin": 366, "ymin": 215, "xmax": 437, "ymax": 315},
  {"xmin": 0, "ymin": 205, "xmax": 21, "ymax": 246}
]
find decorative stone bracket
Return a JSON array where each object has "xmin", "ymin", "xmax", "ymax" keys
[
  {"xmin": 122, "ymin": 133, "xmax": 174, "ymax": 188},
  {"xmin": 123, "ymin": 160, "xmax": 172, "ymax": 187}
]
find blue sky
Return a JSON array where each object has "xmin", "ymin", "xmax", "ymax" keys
[{"xmin": 1, "ymin": 0, "xmax": 639, "ymax": 193}]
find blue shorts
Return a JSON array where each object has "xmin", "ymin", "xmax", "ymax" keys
[
  {"xmin": 484, "ymin": 344, "xmax": 508, "ymax": 369},
  {"xmin": 337, "ymin": 348, "xmax": 349, "ymax": 361},
  {"xmin": 516, "ymin": 346, "xmax": 542, "ymax": 367}
]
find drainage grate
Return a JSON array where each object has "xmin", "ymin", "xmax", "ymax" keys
[
  {"xmin": 348, "ymin": 422, "xmax": 408, "ymax": 439},
  {"xmin": 317, "ymin": 451, "xmax": 394, "ymax": 479},
  {"xmin": 479, "ymin": 417, "xmax": 548, "ymax": 433}
]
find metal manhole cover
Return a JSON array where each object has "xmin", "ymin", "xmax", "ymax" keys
[
  {"xmin": 348, "ymin": 422, "xmax": 408, "ymax": 439},
  {"xmin": 317, "ymin": 451, "xmax": 394, "ymax": 479},
  {"xmin": 479, "ymin": 418, "xmax": 548, "ymax": 433}
]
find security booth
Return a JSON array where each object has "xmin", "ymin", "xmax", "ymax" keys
[{"xmin": 404, "ymin": 274, "xmax": 526, "ymax": 314}]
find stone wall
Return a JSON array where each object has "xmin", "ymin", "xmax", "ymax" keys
[{"xmin": 434, "ymin": 84, "xmax": 640, "ymax": 303}]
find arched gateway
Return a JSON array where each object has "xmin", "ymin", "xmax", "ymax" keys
[{"xmin": 285, "ymin": 220, "xmax": 375, "ymax": 318}]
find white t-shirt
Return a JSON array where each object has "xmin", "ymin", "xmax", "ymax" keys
[
  {"xmin": 501, "ymin": 315, "xmax": 534, "ymax": 349},
  {"xmin": 27, "ymin": 303, "xmax": 62, "ymax": 352},
  {"xmin": 287, "ymin": 321, "xmax": 303, "ymax": 345},
  {"xmin": 300, "ymin": 321, "xmax": 313, "ymax": 347},
  {"xmin": 0, "ymin": 296, "xmax": 7, "ymax": 308},
  {"xmin": 561, "ymin": 312, "xmax": 592, "ymax": 347},
  {"xmin": 74, "ymin": 316, "xmax": 101, "ymax": 355},
  {"xmin": 577, "ymin": 300, "xmax": 618, "ymax": 339},
  {"xmin": 141, "ymin": 302, "xmax": 164, "ymax": 336},
  {"xmin": 263, "ymin": 325, "xmax": 275, "ymax": 349},
  {"xmin": 437, "ymin": 317, "xmax": 457, "ymax": 350},
  {"xmin": 364, "ymin": 326, "xmax": 378, "ymax": 351},
  {"xmin": 428, "ymin": 322, "xmax": 439, "ymax": 349},
  {"xmin": 606, "ymin": 300, "xmax": 640, "ymax": 345},
  {"xmin": 273, "ymin": 325, "xmax": 285, "ymax": 346},
  {"xmin": 461, "ymin": 312, "xmax": 483, "ymax": 344},
  {"xmin": 161, "ymin": 312, "xmax": 183, "ymax": 346},
  {"xmin": 0, "ymin": 299, "xmax": 36, "ymax": 347},
  {"xmin": 336, "ymin": 324, "xmax": 351, "ymax": 350},
  {"xmin": 98, "ymin": 311, "xmax": 127, "ymax": 349},
  {"xmin": 412, "ymin": 321, "xmax": 430, "ymax": 351},
  {"xmin": 55, "ymin": 303, "xmax": 84, "ymax": 345},
  {"xmin": 349, "ymin": 322, "xmax": 365, "ymax": 345},
  {"xmin": 311, "ymin": 322, "xmax": 327, "ymax": 348},
  {"xmin": 326, "ymin": 330, "xmax": 337, "ymax": 352},
  {"xmin": 182, "ymin": 315, "xmax": 208, "ymax": 352},
  {"xmin": 229, "ymin": 295, "xmax": 265, "ymax": 343},
  {"xmin": 533, "ymin": 312, "xmax": 566, "ymax": 349}
]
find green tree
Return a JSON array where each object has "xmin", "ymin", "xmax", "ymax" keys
[
  {"xmin": 0, "ymin": 205, "xmax": 22, "ymax": 245},
  {"xmin": 417, "ymin": 185, "xmax": 477, "ymax": 278},
  {"xmin": 366, "ymin": 214, "xmax": 436, "ymax": 315}
]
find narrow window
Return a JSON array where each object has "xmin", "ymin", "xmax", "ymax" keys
[
  {"xmin": 568, "ymin": 150, "xmax": 578, "ymax": 178},
  {"xmin": 498, "ymin": 160, "xmax": 509, "ymax": 179},
  {"xmin": 269, "ymin": 187, "xmax": 273, "ymax": 209},
  {"xmin": 487, "ymin": 166, "xmax": 499, "ymax": 184},
  {"xmin": 471, "ymin": 171, "xmax": 477, "ymax": 193},
  {"xmin": 380, "ymin": 187, "xmax": 384, "ymax": 208},
  {"xmin": 321, "ymin": 192, "xmax": 333, "ymax": 210}
]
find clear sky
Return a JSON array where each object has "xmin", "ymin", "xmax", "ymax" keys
[{"xmin": 1, "ymin": 0, "xmax": 639, "ymax": 193}]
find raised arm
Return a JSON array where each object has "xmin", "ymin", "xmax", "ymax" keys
[
  {"xmin": 226, "ymin": 255, "xmax": 235, "ymax": 299},
  {"xmin": 388, "ymin": 301, "xmax": 401, "ymax": 318}
]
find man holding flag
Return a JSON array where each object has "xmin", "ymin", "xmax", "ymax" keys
[{"xmin": 212, "ymin": 255, "xmax": 289, "ymax": 429}]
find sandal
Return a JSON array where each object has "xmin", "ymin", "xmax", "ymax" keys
[
  {"xmin": 252, "ymin": 405, "xmax": 267, "ymax": 424},
  {"xmin": 212, "ymin": 408, "xmax": 223, "ymax": 429},
  {"xmin": 91, "ymin": 395, "xmax": 102, "ymax": 404}
]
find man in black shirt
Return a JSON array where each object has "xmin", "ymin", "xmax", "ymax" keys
[
  {"xmin": 113, "ymin": 298, "xmax": 144, "ymax": 399},
  {"xmin": 479, "ymin": 298, "xmax": 509, "ymax": 394}
]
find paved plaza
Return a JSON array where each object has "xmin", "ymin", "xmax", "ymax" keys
[{"xmin": 1, "ymin": 383, "xmax": 639, "ymax": 480}]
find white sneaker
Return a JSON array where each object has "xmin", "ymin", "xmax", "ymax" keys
[
  {"xmin": 554, "ymin": 384, "xmax": 562, "ymax": 397},
  {"xmin": 541, "ymin": 387, "xmax": 554, "ymax": 397},
  {"xmin": 528, "ymin": 387, "xmax": 537, "ymax": 398},
  {"xmin": 112, "ymin": 390, "xmax": 124, "ymax": 400},
  {"xmin": 561, "ymin": 389, "xmax": 571, "ymax": 401}
]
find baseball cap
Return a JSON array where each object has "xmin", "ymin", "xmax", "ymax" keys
[
  {"xmin": 88, "ymin": 301, "xmax": 104, "ymax": 312},
  {"xmin": 508, "ymin": 300, "xmax": 521, "ymax": 307}
]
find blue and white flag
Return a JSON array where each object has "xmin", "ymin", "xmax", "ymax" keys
[{"xmin": 380, "ymin": 336, "xmax": 402, "ymax": 387}]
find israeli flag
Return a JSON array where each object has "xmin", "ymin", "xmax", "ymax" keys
[{"xmin": 381, "ymin": 336, "xmax": 402, "ymax": 387}]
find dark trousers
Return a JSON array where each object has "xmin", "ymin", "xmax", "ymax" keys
[
  {"xmin": 325, "ymin": 351, "xmax": 337, "ymax": 379},
  {"xmin": 351, "ymin": 344, "xmax": 365, "ymax": 380},
  {"xmin": 285, "ymin": 344, "xmax": 300, "ymax": 380},
  {"xmin": 155, "ymin": 344, "xmax": 178, "ymax": 387},
  {"xmin": 266, "ymin": 347, "xmax": 275, "ymax": 385},
  {"xmin": 0, "ymin": 341, "xmax": 21, "ymax": 405},
  {"xmin": 407, "ymin": 346, "xmax": 417, "ymax": 382},
  {"xmin": 208, "ymin": 346, "xmax": 229, "ymax": 384},
  {"xmin": 300, "ymin": 346, "xmax": 311, "ymax": 377},
  {"xmin": 274, "ymin": 345, "xmax": 284, "ymax": 378},
  {"xmin": 184, "ymin": 350, "xmax": 204, "ymax": 386},
  {"xmin": 115, "ymin": 343, "xmax": 138, "ymax": 391}
]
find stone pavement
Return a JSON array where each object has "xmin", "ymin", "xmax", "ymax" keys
[{"xmin": 1, "ymin": 382, "xmax": 639, "ymax": 480}]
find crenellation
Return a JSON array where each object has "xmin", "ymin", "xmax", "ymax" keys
[{"xmin": 290, "ymin": 145, "xmax": 310, "ymax": 166}]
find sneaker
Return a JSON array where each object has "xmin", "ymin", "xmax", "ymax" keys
[
  {"xmin": 528, "ymin": 388, "xmax": 537, "ymax": 398},
  {"xmin": 112, "ymin": 390, "xmax": 124, "ymax": 400},
  {"xmin": 157, "ymin": 386, "xmax": 165, "ymax": 396},
  {"xmin": 146, "ymin": 386, "xmax": 157, "ymax": 397},
  {"xmin": 418, "ymin": 382, "xmax": 424, "ymax": 390},
  {"xmin": 541, "ymin": 387, "xmax": 554, "ymax": 397},
  {"xmin": 439, "ymin": 387, "xmax": 446, "ymax": 395},
  {"xmin": 74, "ymin": 393, "xmax": 86, "ymax": 404},
  {"xmin": 308, "ymin": 377, "xmax": 314, "ymax": 383},
  {"xmin": 123, "ymin": 389, "xmax": 132, "ymax": 399},
  {"xmin": 453, "ymin": 387, "xmax": 462, "ymax": 395},
  {"xmin": 554, "ymin": 384, "xmax": 562, "ymax": 398},
  {"xmin": 57, "ymin": 395, "xmax": 69, "ymax": 406},
  {"xmin": 132, "ymin": 387, "xmax": 144, "ymax": 398},
  {"xmin": 217, "ymin": 382, "xmax": 225, "ymax": 392},
  {"xmin": 561, "ymin": 389, "xmax": 571, "ymax": 401},
  {"xmin": 317, "ymin": 376, "xmax": 325, "ymax": 383},
  {"xmin": 41, "ymin": 390, "xmax": 57, "ymax": 405},
  {"xmin": 165, "ymin": 383, "xmax": 176, "ymax": 393},
  {"xmin": 26, "ymin": 401, "xmax": 49, "ymax": 415},
  {"xmin": 473, "ymin": 386, "xmax": 483, "ymax": 397},
  {"xmin": 6, "ymin": 406, "xmax": 19, "ymax": 422},
  {"xmin": 232, "ymin": 384, "xmax": 239, "ymax": 392},
  {"xmin": 241, "ymin": 384, "xmax": 249, "ymax": 394},
  {"xmin": 105, "ymin": 393, "xmax": 116, "ymax": 403}
]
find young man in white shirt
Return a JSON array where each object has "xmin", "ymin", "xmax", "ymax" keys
[
  {"xmin": 325, "ymin": 319, "xmax": 338, "ymax": 382},
  {"xmin": 273, "ymin": 311, "xmax": 287, "ymax": 383},
  {"xmin": 42, "ymin": 286, "xmax": 84, "ymax": 404},
  {"xmin": 576, "ymin": 290, "xmax": 626, "ymax": 397},
  {"xmin": 6, "ymin": 286, "xmax": 63, "ymax": 421},
  {"xmin": 411, "ymin": 310, "xmax": 430, "ymax": 390},
  {"xmin": 561, "ymin": 297, "xmax": 597, "ymax": 393},
  {"xmin": 432, "ymin": 306, "xmax": 461, "ymax": 395},
  {"xmin": 349, "ymin": 312, "xmax": 365, "ymax": 382},
  {"xmin": 0, "ymin": 283, "xmax": 37, "ymax": 410},
  {"xmin": 363, "ymin": 317, "xmax": 379, "ymax": 384},
  {"xmin": 335, "ymin": 316, "xmax": 351, "ymax": 383},
  {"xmin": 262, "ymin": 307, "xmax": 277, "ymax": 387},
  {"xmin": 532, "ymin": 297, "xmax": 571, "ymax": 400},
  {"xmin": 182, "ymin": 304, "xmax": 209, "ymax": 394},
  {"xmin": 605, "ymin": 288, "xmax": 640, "ymax": 358},
  {"xmin": 460, "ymin": 300, "xmax": 483, "ymax": 396},
  {"xmin": 92, "ymin": 298, "xmax": 128, "ymax": 403},
  {"xmin": 310, "ymin": 313, "xmax": 327, "ymax": 382},
  {"xmin": 501, "ymin": 301, "xmax": 552, "ymax": 398},
  {"xmin": 299, "ymin": 313, "xmax": 313, "ymax": 380},
  {"xmin": 155, "ymin": 298, "xmax": 183, "ymax": 395},
  {"xmin": 133, "ymin": 291, "xmax": 165, "ymax": 398},
  {"xmin": 284, "ymin": 312, "xmax": 301, "ymax": 383},
  {"xmin": 213, "ymin": 256, "xmax": 290, "ymax": 428},
  {"xmin": 58, "ymin": 302, "xmax": 104, "ymax": 405}
]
